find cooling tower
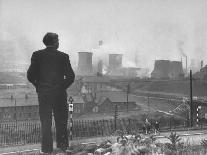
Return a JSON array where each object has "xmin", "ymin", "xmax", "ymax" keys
[
  {"xmin": 109, "ymin": 54, "xmax": 122, "ymax": 70},
  {"xmin": 77, "ymin": 52, "xmax": 93, "ymax": 75},
  {"xmin": 169, "ymin": 61, "xmax": 184, "ymax": 79},
  {"xmin": 151, "ymin": 60, "xmax": 171, "ymax": 79}
]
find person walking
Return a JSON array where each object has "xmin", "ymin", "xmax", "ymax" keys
[
  {"xmin": 27, "ymin": 32, "xmax": 75, "ymax": 154},
  {"xmin": 154, "ymin": 121, "xmax": 160, "ymax": 135},
  {"xmin": 145, "ymin": 118, "xmax": 151, "ymax": 134}
]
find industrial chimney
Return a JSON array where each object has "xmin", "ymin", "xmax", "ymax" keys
[
  {"xmin": 77, "ymin": 52, "xmax": 93, "ymax": 75},
  {"xmin": 201, "ymin": 60, "xmax": 204, "ymax": 69},
  {"xmin": 109, "ymin": 54, "xmax": 122, "ymax": 70}
]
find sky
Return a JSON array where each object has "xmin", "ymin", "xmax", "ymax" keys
[{"xmin": 1, "ymin": 0, "xmax": 207, "ymax": 71}]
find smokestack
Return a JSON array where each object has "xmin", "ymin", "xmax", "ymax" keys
[
  {"xmin": 77, "ymin": 52, "xmax": 93, "ymax": 75},
  {"xmin": 109, "ymin": 54, "xmax": 122, "ymax": 70},
  {"xmin": 186, "ymin": 56, "xmax": 187, "ymax": 73},
  {"xmin": 177, "ymin": 40, "xmax": 187, "ymax": 74},
  {"xmin": 201, "ymin": 60, "xmax": 204, "ymax": 69}
]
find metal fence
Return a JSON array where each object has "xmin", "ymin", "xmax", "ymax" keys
[
  {"xmin": 0, "ymin": 118, "xmax": 207, "ymax": 148},
  {"xmin": 0, "ymin": 122, "xmax": 41, "ymax": 147}
]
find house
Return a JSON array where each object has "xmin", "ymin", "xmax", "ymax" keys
[
  {"xmin": 83, "ymin": 91, "xmax": 137, "ymax": 113},
  {"xmin": 0, "ymin": 95, "xmax": 84, "ymax": 122}
]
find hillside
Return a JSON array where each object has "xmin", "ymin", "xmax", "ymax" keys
[{"xmin": 113, "ymin": 79, "xmax": 207, "ymax": 98}]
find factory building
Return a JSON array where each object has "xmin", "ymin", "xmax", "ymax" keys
[
  {"xmin": 194, "ymin": 64, "xmax": 207, "ymax": 80},
  {"xmin": 107, "ymin": 54, "xmax": 146, "ymax": 78},
  {"xmin": 77, "ymin": 52, "xmax": 93, "ymax": 76},
  {"xmin": 121, "ymin": 67, "xmax": 141, "ymax": 77},
  {"xmin": 151, "ymin": 60, "xmax": 184, "ymax": 79}
]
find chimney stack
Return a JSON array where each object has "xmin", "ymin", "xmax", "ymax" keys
[
  {"xmin": 201, "ymin": 60, "xmax": 204, "ymax": 69},
  {"xmin": 185, "ymin": 56, "xmax": 188, "ymax": 74}
]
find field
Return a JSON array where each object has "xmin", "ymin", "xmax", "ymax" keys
[
  {"xmin": 112, "ymin": 78, "xmax": 207, "ymax": 97},
  {"xmin": 0, "ymin": 78, "xmax": 207, "ymax": 154},
  {"xmin": 0, "ymin": 80, "xmax": 186, "ymax": 124}
]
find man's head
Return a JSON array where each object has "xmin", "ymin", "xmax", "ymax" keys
[{"xmin": 43, "ymin": 32, "xmax": 59, "ymax": 49}]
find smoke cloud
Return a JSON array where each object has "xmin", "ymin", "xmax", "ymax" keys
[{"xmin": 1, "ymin": 0, "xmax": 207, "ymax": 71}]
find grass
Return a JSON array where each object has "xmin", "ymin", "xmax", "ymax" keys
[
  {"xmin": 2, "ymin": 132, "xmax": 207, "ymax": 155},
  {"xmin": 0, "ymin": 136, "xmax": 117, "ymax": 154}
]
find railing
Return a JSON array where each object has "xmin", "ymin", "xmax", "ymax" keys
[
  {"xmin": 0, "ymin": 118, "xmax": 207, "ymax": 148},
  {"xmin": 0, "ymin": 122, "xmax": 41, "ymax": 147}
]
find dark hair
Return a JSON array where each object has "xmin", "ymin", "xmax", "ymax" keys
[{"xmin": 43, "ymin": 32, "xmax": 58, "ymax": 46}]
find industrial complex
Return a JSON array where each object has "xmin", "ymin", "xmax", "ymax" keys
[
  {"xmin": 75, "ymin": 50, "xmax": 207, "ymax": 80},
  {"xmin": 0, "ymin": 45, "xmax": 207, "ymax": 123}
]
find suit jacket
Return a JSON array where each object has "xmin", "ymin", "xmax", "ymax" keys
[{"xmin": 27, "ymin": 47, "xmax": 75, "ymax": 94}]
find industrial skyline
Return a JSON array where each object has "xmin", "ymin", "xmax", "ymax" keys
[{"xmin": 1, "ymin": 0, "xmax": 207, "ymax": 72}]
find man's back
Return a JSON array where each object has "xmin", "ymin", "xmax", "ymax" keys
[{"xmin": 27, "ymin": 47, "xmax": 75, "ymax": 94}]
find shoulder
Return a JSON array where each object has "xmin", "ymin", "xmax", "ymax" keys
[
  {"xmin": 57, "ymin": 50, "xmax": 68, "ymax": 56},
  {"xmin": 32, "ymin": 49, "xmax": 44, "ymax": 56},
  {"xmin": 57, "ymin": 50, "xmax": 70, "ymax": 58}
]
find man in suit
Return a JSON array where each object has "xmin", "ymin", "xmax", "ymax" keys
[{"xmin": 27, "ymin": 32, "xmax": 75, "ymax": 154}]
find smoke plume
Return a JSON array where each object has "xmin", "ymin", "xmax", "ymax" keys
[{"xmin": 1, "ymin": 0, "xmax": 207, "ymax": 71}]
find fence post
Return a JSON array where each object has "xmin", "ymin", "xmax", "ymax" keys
[
  {"xmin": 110, "ymin": 119, "xmax": 113, "ymax": 134},
  {"xmin": 101, "ymin": 120, "xmax": 104, "ymax": 136},
  {"xmin": 81, "ymin": 120, "xmax": 84, "ymax": 137},
  {"xmin": 95, "ymin": 120, "xmax": 99, "ymax": 136},
  {"xmin": 88, "ymin": 120, "xmax": 91, "ymax": 137},
  {"xmin": 114, "ymin": 104, "xmax": 118, "ymax": 131},
  {"xmin": 128, "ymin": 118, "xmax": 131, "ymax": 134},
  {"xmin": 106, "ymin": 120, "xmax": 109, "ymax": 135},
  {"xmin": 72, "ymin": 120, "xmax": 76, "ymax": 138}
]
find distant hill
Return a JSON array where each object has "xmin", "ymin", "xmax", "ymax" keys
[{"xmin": 134, "ymin": 80, "xmax": 207, "ymax": 96}]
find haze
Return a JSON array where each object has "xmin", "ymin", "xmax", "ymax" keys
[{"xmin": 1, "ymin": 0, "xmax": 207, "ymax": 71}]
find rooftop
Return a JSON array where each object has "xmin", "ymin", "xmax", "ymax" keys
[
  {"xmin": 82, "ymin": 76, "xmax": 111, "ymax": 83},
  {"xmin": 0, "ymin": 95, "xmax": 84, "ymax": 107}
]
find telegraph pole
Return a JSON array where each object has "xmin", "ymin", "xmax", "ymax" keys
[
  {"xmin": 147, "ymin": 95, "xmax": 150, "ymax": 116},
  {"xmin": 14, "ymin": 98, "xmax": 17, "ymax": 130},
  {"xmin": 190, "ymin": 70, "xmax": 193, "ymax": 127},
  {"xmin": 126, "ymin": 83, "xmax": 129, "ymax": 112}
]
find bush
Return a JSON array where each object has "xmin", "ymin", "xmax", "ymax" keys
[
  {"xmin": 201, "ymin": 139, "xmax": 207, "ymax": 149},
  {"xmin": 164, "ymin": 132, "xmax": 182, "ymax": 153}
]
